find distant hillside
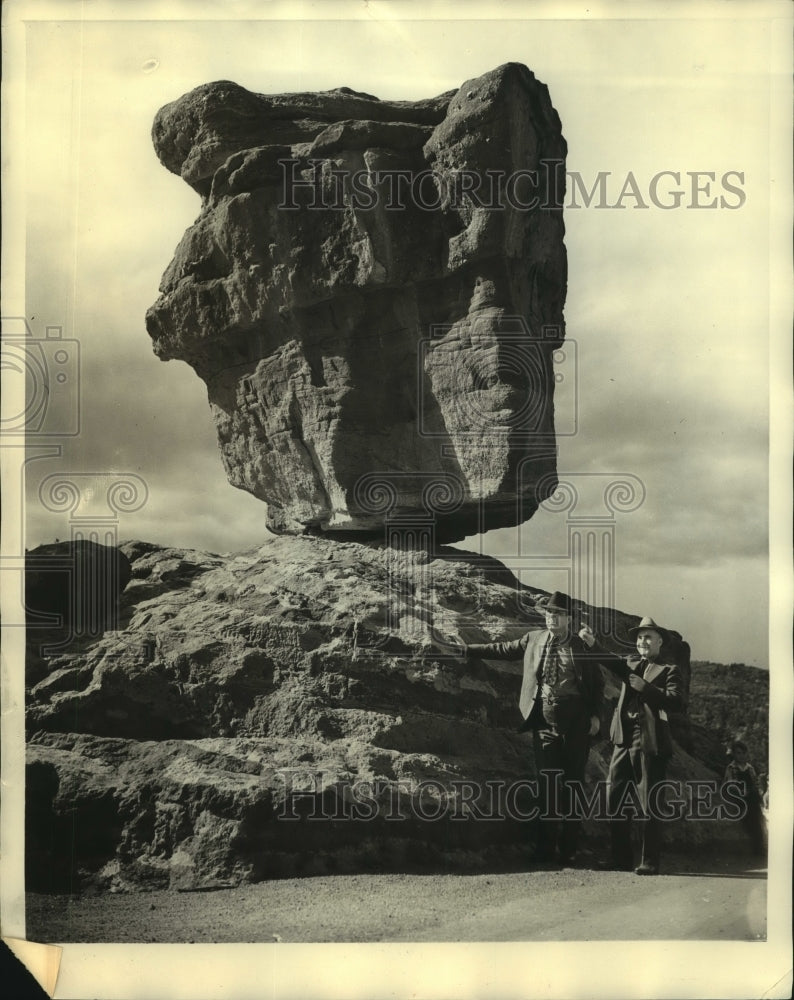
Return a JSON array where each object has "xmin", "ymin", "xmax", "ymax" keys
[{"xmin": 687, "ymin": 661, "xmax": 769, "ymax": 777}]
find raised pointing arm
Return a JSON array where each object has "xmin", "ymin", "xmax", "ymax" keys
[
  {"xmin": 464, "ymin": 633, "xmax": 530, "ymax": 661},
  {"xmin": 578, "ymin": 625, "xmax": 630, "ymax": 680}
]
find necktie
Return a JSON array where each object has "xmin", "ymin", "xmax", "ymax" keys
[
  {"xmin": 630, "ymin": 659, "xmax": 648, "ymax": 710},
  {"xmin": 544, "ymin": 637, "xmax": 559, "ymax": 690}
]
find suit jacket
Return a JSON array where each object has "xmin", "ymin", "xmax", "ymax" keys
[
  {"xmin": 596, "ymin": 647, "xmax": 685, "ymax": 757},
  {"xmin": 466, "ymin": 630, "xmax": 605, "ymax": 728}
]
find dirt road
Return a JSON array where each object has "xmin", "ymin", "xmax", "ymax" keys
[{"xmin": 26, "ymin": 852, "xmax": 766, "ymax": 944}]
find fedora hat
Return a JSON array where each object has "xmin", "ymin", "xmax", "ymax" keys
[
  {"xmin": 534, "ymin": 591, "xmax": 574, "ymax": 615},
  {"xmin": 628, "ymin": 616, "xmax": 669, "ymax": 642}
]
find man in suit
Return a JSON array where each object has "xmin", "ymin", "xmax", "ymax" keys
[
  {"xmin": 462, "ymin": 591, "xmax": 604, "ymax": 866},
  {"xmin": 579, "ymin": 616, "xmax": 685, "ymax": 875}
]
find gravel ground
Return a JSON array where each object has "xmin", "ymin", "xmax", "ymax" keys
[{"xmin": 26, "ymin": 851, "xmax": 766, "ymax": 944}]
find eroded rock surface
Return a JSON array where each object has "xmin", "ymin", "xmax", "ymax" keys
[
  {"xmin": 146, "ymin": 64, "xmax": 567, "ymax": 541},
  {"xmin": 26, "ymin": 537, "xmax": 749, "ymax": 891}
]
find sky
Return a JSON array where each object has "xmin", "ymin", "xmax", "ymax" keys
[
  {"xmin": 6, "ymin": 2, "xmax": 791, "ymax": 669},
  {"xmin": 2, "ymin": 3, "xmax": 793, "ymax": 996}
]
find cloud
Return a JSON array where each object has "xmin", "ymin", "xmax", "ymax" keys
[{"xmin": 16, "ymin": 17, "xmax": 777, "ymax": 669}]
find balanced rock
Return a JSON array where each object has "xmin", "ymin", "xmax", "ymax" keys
[{"xmin": 146, "ymin": 64, "xmax": 568, "ymax": 542}]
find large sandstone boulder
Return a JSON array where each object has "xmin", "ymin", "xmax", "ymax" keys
[
  {"xmin": 25, "ymin": 540, "xmax": 132, "ymax": 681},
  {"xmin": 26, "ymin": 537, "xmax": 752, "ymax": 891},
  {"xmin": 146, "ymin": 64, "xmax": 568, "ymax": 542}
]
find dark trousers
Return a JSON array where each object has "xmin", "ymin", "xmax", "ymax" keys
[
  {"xmin": 533, "ymin": 705, "xmax": 591, "ymax": 860},
  {"xmin": 607, "ymin": 722, "xmax": 668, "ymax": 868}
]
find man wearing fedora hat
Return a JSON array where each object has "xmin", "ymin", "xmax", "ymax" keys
[
  {"xmin": 461, "ymin": 591, "xmax": 605, "ymax": 866},
  {"xmin": 579, "ymin": 616, "xmax": 685, "ymax": 875}
]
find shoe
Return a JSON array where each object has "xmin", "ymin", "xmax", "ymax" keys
[
  {"xmin": 595, "ymin": 858, "xmax": 634, "ymax": 872},
  {"xmin": 634, "ymin": 862, "xmax": 659, "ymax": 875}
]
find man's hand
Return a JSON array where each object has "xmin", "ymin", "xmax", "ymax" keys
[
  {"xmin": 628, "ymin": 673, "xmax": 649, "ymax": 693},
  {"xmin": 578, "ymin": 624, "xmax": 596, "ymax": 648},
  {"xmin": 588, "ymin": 714, "xmax": 600, "ymax": 737}
]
